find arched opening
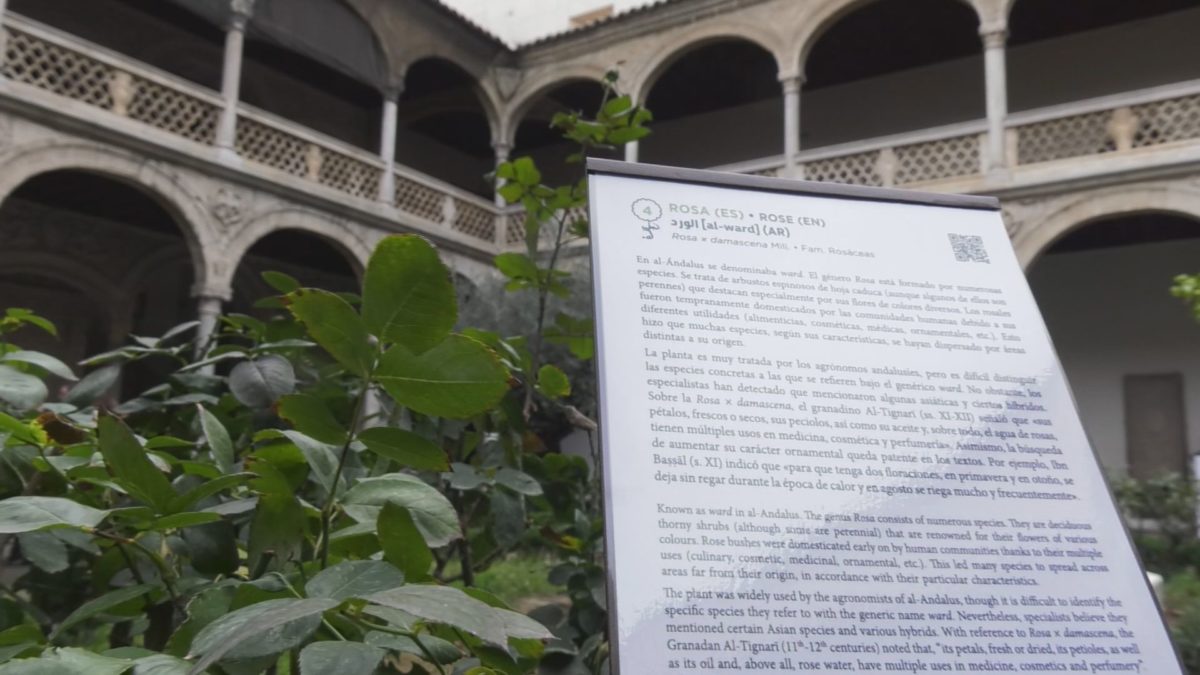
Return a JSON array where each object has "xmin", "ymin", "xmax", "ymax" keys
[
  {"xmin": 396, "ymin": 58, "xmax": 495, "ymax": 197},
  {"xmin": 1007, "ymin": 0, "xmax": 1200, "ymax": 113},
  {"xmin": 802, "ymin": 0, "xmax": 982, "ymax": 148},
  {"xmin": 230, "ymin": 229, "xmax": 360, "ymax": 315},
  {"xmin": 1027, "ymin": 212, "xmax": 1200, "ymax": 477},
  {"xmin": 641, "ymin": 40, "xmax": 780, "ymax": 168},
  {"xmin": 512, "ymin": 80, "xmax": 617, "ymax": 186},
  {"xmin": 10, "ymin": 0, "xmax": 389, "ymax": 152},
  {"xmin": 0, "ymin": 169, "xmax": 199, "ymax": 394}
]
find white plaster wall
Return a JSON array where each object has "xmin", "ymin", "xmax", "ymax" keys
[{"xmin": 1027, "ymin": 238, "xmax": 1200, "ymax": 473}]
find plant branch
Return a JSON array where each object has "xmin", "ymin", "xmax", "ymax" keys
[{"xmin": 318, "ymin": 378, "xmax": 370, "ymax": 569}]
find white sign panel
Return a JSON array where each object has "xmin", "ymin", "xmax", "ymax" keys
[{"xmin": 588, "ymin": 161, "xmax": 1180, "ymax": 675}]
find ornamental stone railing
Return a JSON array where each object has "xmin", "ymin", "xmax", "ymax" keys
[
  {"xmin": 4, "ymin": 13, "xmax": 1200, "ymax": 254},
  {"xmin": 0, "ymin": 14, "xmax": 503, "ymax": 250}
]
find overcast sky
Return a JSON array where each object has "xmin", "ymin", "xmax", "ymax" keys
[{"xmin": 439, "ymin": 0, "xmax": 657, "ymax": 46}]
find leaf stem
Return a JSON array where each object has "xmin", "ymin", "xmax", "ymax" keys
[{"xmin": 318, "ymin": 379, "xmax": 370, "ymax": 569}]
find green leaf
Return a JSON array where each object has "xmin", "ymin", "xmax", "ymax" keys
[
  {"xmin": 536, "ymin": 365, "xmax": 570, "ymax": 399},
  {"xmin": 149, "ymin": 512, "xmax": 221, "ymax": 530},
  {"xmin": 358, "ymin": 427, "xmax": 448, "ymax": 472},
  {"xmin": 363, "ymin": 632, "xmax": 460, "ymax": 664},
  {"xmin": 131, "ymin": 654, "xmax": 195, "ymax": 675},
  {"xmin": 361, "ymin": 235, "xmax": 457, "ymax": 355},
  {"xmin": 378, "ymin": 503, "xmax": 432, "ymax": 581},
  {"xmin": 51, "ymin": 584, "xmax": 154, "ymax": 641},
  {"xmin": 261, "ymin": 271, "xmax": 300, "ymax": 294},
  {"xmin": 376, "ymin": 335, "xmax": 509, "ymax": 419},
  {"xmin": 276, "ymin": 430, "xmax": 342, "ymax": 497},
  {"xmin": 0, "ymin": 412, "xmax": 43, "ymax": 447},
  {"xmin": 0, "ymin": 352, "xmax": 76, "ymax": 382},
  {"xmin": 196, "ymin": 406, "xmax": 235, "ymax": 476},
  {"xmin": 298, "ymin": 642, "xmax": 383, "ymax": 675},
  {"xmin": 0, "ymin": 366, "xmax": 46, "ymax": 412},
  {"xmin": 606, "ymin": 125, "xmax": 650, "ymax": 145},
  {"xmin": 602, "ymin": 94, "xmax": 633, "ymax": 118},
  {"xmin": 169, "ymin": 473, "xmax": 252, "ymax": 514},
  {"xmin": 446, "ymin": 463, "xmax": 486, "ymax": 491},
  {"xmin": 227, "ymin": 356, "xmax": 294, "ymax": 409},
  {"xmin": 2, "ymin": 648, "xmax": 133, "ymax": 675},
  {"xmin": 65, "ymin": 366, "xmax": 120, "ymax": 407},
  {"xmin": 342, "ymin": 473, "xmax": 460, "ymax": 547},
  {"xmin": 511, "ymin": 157, "xmax": 541, "ymax": 187},
  {"xmin": 286, "ymin": 289, "xmax": 375, "ymax": 377},
  {"xmin": 0, "ymin": 497, "xmax": 107, "ymax": 535},
  {"xmin": 304, "ymin": 560, "xmax": 405, "ymax": 602},
  {"xmin": 15, "ymin": 532, "xmax": 68, "ymax": 573},
  {"xmin": 367, "ymin": 585, "xmax": 544, "ymax": 647},
  {"xmin": 495, "ymin": 468, "xmax": 542, "ymax": 497},
  {"xmin": 493, "ymin": 254, "xmax": 538, "ymax": 282},
  {"xmin": 277, "ymin": 395, "xmax": 345, "ymax": 445},
  {"xmin": 3, "ymin": 309, "xmax": 56, "ymax": 337},
  {"xmin": 246, "ymin": 462, "xmax": 307, "ymax": 573},
  {"xmin": 497, "ymin": 182, "xmax": 525, "ymax": 204},
  {"xmin": 98, "ymin": 416, "xmax": 175, "ymax": 513},
  {"xmin": 187, "ymin": 598, "xmax": 337, "ymax": 672}
]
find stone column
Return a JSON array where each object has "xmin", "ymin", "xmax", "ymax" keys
[
  {"xmin": 624, "ymin": 140, "xmax": 639, "ymax": 163},
  {"xmin": 377, "ymin": 85, "xmax": 402, "ymax": 204},
  {"xmin": 194, "ymin": 295, "xmax": 224, "ymax": 368},
  {"xmin": 981, "ymin": 22, "xmax": 1008, "ymax": 172},
  {"xmin": 492, "ymin": 141, "xmax": 512, "ymax": 246},
  {"xmin": 215, "ymin": 0, "xmax": 255, "ymax": 157},
  {"xmin": 780, "ymin": 73, "xmax": 804, "ymax": 177}
]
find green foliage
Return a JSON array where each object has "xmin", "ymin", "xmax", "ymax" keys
[
  {"xmin": 0, "ymin": 69, "xmax": 646, "ymax": 675},
  {"xmin": 1112, "ymin": 473, "xmax": 1200, "ymax": 575}
]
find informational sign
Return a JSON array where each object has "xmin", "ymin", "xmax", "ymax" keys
[{"xmin": 587, "ymin": 159, "xmax": 1181, "ymax": 675}]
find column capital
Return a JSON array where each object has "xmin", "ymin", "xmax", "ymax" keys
[
  {"xmin": 382, "ymin": 82, "xmax": 404, "ymax": 103},
  {"xmin": 190, "ymin": 282, "xmax": 232, "ymax": 302},
  {"xmin": 778, "ymin": 70, "xmax": 806, "ymax": 92},
  {"xmin": 229, "ymin": 0, "xmax": 256, "ymax": 31},
  {"xmin": 978, "ymin": 21, "xmax": 1008, "ymax": 48}
]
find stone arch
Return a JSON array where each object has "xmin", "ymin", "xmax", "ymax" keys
[
  {"xmin": 1015, "ymin": 186, "xmax": 1200, "ymax": 269},
  {"xmin": 789, "ymin": 0, "xmax": 986, "ymax": 74},
  {"xmin": 222, "ymin": 208, "xmax": 372, "ymax": 291},
  {"xmin": 503, "ymin": 66, "xmax": 611, "ymax": 147},
  {"xmin": 632, "ymin": 23, "xmax": 786, "ymax": 104},
  {"xmin": 0, "ymin": 253, "xmax": 131, "ymax": 346},
  {"xmin": 0, "ymin": 140, "xmax": 219, "ymax": 296},
  {"xmin": 397, "ymin": 56, "xmax": 504, "ymax": 143}
]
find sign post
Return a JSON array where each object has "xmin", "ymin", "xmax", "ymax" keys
[{"xmin": 587, "ymin": 159, "xmax": 1181, "ymax": 674}]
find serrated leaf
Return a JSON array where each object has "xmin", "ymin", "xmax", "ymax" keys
[
  {"xmin": 276, "ymin": 430, "xmax": 342, "ymax": 497},
  {"xmin": 363, "ymin": 632, "xmax": 460, "ymax": 664},
  {"xmin": 227, "ymin": 356, "xmax": 294, "ymax": 409},
  {"xmin": 0, "ymin": 366, "xmax": 46, "ymax": 412},
  {"xmin": 358, "ymin": 427, "xmax": 448, "ymax": 471},
  {"xmin": 495, "ymin": 468, "xmax": 542, "ymax": 496},
  {"xmin": 0, "ymin": 496, "xmax": 106, "ymax": 535},
  {"xmin": 378, "ymin": 503, "xmax": 432, "ymax": 581},
  {"xmin": 361, "ymin": 235, "xmax": 457, "ymax": 355},
  {"xmin": 97, "ymin": 416, "xmax": 175, "ymax": 514},
  {"xmin": 51, "ymin": 584, "xmax": 154, "ymax": 640},
  {"xmin": 261, "ymin": 271, "xmax": 300, "ymax": 294},
  {"xmin": 298, "ymin": 642, "xmax": 383, "ymax": 675},
  {"xmin": 536, "ymin": 365, "xmax": 570, "ymax": 399},
  {"xmin": 305, "ymin": 560, "xmax": 405, "ymax": 602},
  {"xmin": 0, "ymin": 352, "xmax": 76, "ymax": 381},
  {"xmin": 196, "ymin": 407, "xmax": 234, "ymax": 476},
  {"xmin": 286, "ymin": 289, "xmax": 375, "ymax": 377},
  {"xmin": 187, "ymin": 598, "xmax": 337, "ymax": 672},
  {"xmin": 493, "ymin": 254, "xmax": 538, "ymax": 282},
  {"xmin": 16, "ymin": 531, "xmax": 68, "ymax": 573},
  {"xmin": 342, "ymin": 474, "xmax": 459, "ymax": 547},
  {"xmin": 376, "ymin": 335, "xmax": 509, "ymax": 419},
  {"xmin": 277, "ymin": 395, "xmax": 345, "ymax": 445}
]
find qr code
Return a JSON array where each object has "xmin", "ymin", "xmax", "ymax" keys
[{"xmin": 948, "ymin": 233, "xmax": 989, "ymax": 263}]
